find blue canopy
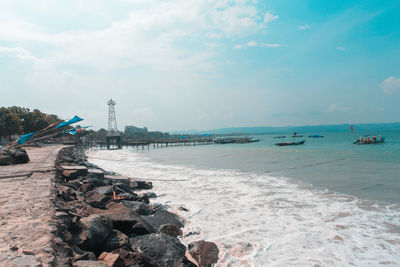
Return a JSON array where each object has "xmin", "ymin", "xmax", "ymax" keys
[
  {"xmin": 17, "ymin": 132, "xmax": 36, "ymax": 144},
  {"xmin": 56, "ymin": 115, "xmax": 83, "ymax": 129}
]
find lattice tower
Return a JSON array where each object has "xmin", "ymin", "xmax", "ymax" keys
[{"xmin": 107, "ymin": 99, "xmax": 118, "ymax": 134}]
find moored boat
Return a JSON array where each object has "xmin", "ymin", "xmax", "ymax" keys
[
  {"xmin": 308, "ymin": 135, "xmax": 324, "ymax": 138},
  {"xmin": 353, "ymin": 136, "xmax": 385, "ymax": 145},
  {"xmin": 275, "ymin": 140, "xmax": 306, "ymax": 146}
]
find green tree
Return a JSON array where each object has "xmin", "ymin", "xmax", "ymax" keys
[{"xmin": 0, "ymin": 109, "xmax": 23, "ymax": 140}]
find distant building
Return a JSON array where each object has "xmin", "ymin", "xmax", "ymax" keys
[{"xmin": 125, "ymin": 126, "xmax": 148, "ymax": 134}]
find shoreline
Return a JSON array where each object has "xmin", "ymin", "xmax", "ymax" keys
[{"xmin": 51, "ymin": 146, "xmax": 219, "ymax": 266}]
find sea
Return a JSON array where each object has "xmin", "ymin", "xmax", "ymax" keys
[{"xmin": 88, "ymin": 130, "xmax": 400, "ymax": 266}]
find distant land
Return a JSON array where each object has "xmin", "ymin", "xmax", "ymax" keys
[{"xmin": 171, "ymin": 122, "xmax": 400, "ymax": 135}]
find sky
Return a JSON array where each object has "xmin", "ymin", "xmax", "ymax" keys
[{"xmin": 1, "ymin": 0, "xmax": 400, "ymax": 132}]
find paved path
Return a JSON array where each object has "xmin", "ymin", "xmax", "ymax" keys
[{"xmin": 0, "ymin": 145, "xmax": 64, "ymax": 267}]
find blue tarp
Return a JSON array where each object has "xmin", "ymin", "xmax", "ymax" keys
[
  {"xmin": 17, "ymin": 132, "xmax": 36, "ymax": 144},
  {"xmin": 56, "ymin": 115, "xmax": 83, "ymax": 129}
]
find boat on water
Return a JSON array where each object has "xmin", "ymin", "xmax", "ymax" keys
[
  {"xmin": 291, "ymin": 132, "xmax": 303, "ymax": 138},
  {"xmin": 275, "ymin": 140, "xmax": 306, "ymax": 146},
  {"xmin": 274, "ymin": 135, "xmax": 286, "ymax": 138},
  {"xmin": 308, "ymin": 134, "xmax": 324, "ymax": 138},
  {"xmin": 353, "ymin": 135, "xmax": 385, "ymax": 145}
]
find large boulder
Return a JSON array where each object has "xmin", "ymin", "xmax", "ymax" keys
[
  {"xmin": 79, "ymin": 215, "xmax": 113, "ymax": 253},
  {"xmin": 188, "ymin": 240, "xmax": 219, "ymax": 267},
  {"xmin": 141, "ymin": 208, "xmax": 183, "ymax": 231},
  {"xmin": 102, "ymin": 202, "xmax": 153, "ymax": 236},
  {"xmin": 85, "ymin": 186, "xmax": 113, "ymax": 209},
  {"xmin": 0, "ymin": 147, "xmax": 29, "ymax": 165},
  {"xmin": 129, "ymin": 234, "xmax": 186, "ymax": 267}
]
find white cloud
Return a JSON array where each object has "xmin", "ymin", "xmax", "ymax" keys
[
  {"xmin": 326, "ymin": 104, "xmax": 348, "ymax": 112},
  {"xmin": 298, "ymin": 24, "xmax": 310, "ymax": 30},
  {"xmin": 264, "ymin": 12, "xmax": 279, "ymax": 23},
  {"xmin": 247, "ymin": 41, "xmax": 258, "ymax": 47},
  {"xmin": 381, "ymin": 76, "xmax": 400, "ymax": 95},
  {"xmin": 260, "ymin": 43, "xmax": 280, "ymax": 47},
  {"xmin": 336, "ymin": 46, "xmax": 345, "ymax": 51},
  {"xmin": 234, "ymin": 42, "xmax": 280, "ymax": 49}
]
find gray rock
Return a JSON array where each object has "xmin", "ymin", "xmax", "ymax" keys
[
  {"xmin": 129, "ymin": 233, "xmax": 186, "ymax": 267},
  {"xmin": 79, "ymin": 215, "xmax": 113, "ymax": 253},
  {"xmin": 188, "ymin": 240, "xmax": 219, "ymax": 267},
  {"xmin": 158, "ymin": 224, "xmax": 182, "ymax": 237},
  {"xmin": 141, "ymin": 208, "xmax": 183, "ymax": 231},
  {"xmin": 85, "ymin": 186, "xmax": 113, "ymax": 209}
]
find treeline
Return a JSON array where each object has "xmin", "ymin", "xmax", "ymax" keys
[{"xmin": 0, "ymin": 106, "xmax": 62, "ymax": 138}]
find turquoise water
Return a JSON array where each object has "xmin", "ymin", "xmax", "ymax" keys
[{"xmin": 133, "ymin": 130, "xmax": 400, "ymax": 203}]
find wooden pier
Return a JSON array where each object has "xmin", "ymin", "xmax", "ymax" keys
[{"xmin": 82, "ymin": 138, "xmax": 214, "ymax": 150}]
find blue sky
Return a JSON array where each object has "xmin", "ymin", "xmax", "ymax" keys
[{"xmin": 1, "ymin": 0, "xmax": 399, "ymax": 131}]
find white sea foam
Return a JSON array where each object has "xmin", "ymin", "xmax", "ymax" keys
[{"xmin": 88, "ymin": 149, "xmax": 400, "ymax": 266}]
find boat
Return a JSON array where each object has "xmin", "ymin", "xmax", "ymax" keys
[
  {"xmin": 308, "ymin": 135, "xmax": 324, "ymax": 138},
  {"xmin": 275, "ymin": 140, "xmax": 305, "ymax": 146},
  {"xmin": 274, "ymin": 136, "xmax": 286, "ymax": 138},
  {"xmin": 353, "ymin": 135, "xmax": 385, "ymax": 145},
  {"xmin": 291, "ymin": 132, "xmax": 303, "ymax": 138}
]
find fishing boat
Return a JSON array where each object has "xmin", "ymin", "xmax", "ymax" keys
[
  {"xmin": 308, "ymin": 134, "xmax": 324, "ymax": 138},
  {"xmin": 275, "ymin": 140, "xmax": 305, "ymax": 146},
  {"xmin": 274, "ymin": 135, "xmax": 286, "ymax": 138},
  {"xmin": 291, "ymin": 132, "xmax": 303, "ymax": 138},
  {"xmin": 353, "ymin": 136, "xmax": 385, "ymax": 145}
]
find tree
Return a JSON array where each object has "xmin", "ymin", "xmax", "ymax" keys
[{"xmin": 0, "ymin": 109, "xmax": 23, "ymax": 140}]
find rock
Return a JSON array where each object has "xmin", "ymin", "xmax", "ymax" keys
[
  {"xmin": 141, "ymin": 208, "xmax": 183, "ymax": 232},
  {"xmin": 112, "ymin": 247, "xmax": 159, "ymax": 267},
  {"xmin": 98, "ymin": 252, "xmax": 124, "ymax": 267},
  {"xmin": 0, "ymin": 152, "xmax": 13, "ymax": 165},
  {"xmin": 134, "ymin": 180, "xmax": 153, "ymax": 190},
  {"xmin": 119, "ymin": 201, "xmax": 154, "ymax": 215},
  {"xmin": 88, "ymin": 169, "xmax": 104, "ymax": 179},
  {"xmin": 104, "ymin": 230, "xmax": 129, "ymax": 252},
  {"xmin": 73, "ymin": 260, "xmax": 109, "ymax": 267},
  {"xmin": 0, "ymin": 148, "xmax": 29, "ymax": 165},
  {"xmin": 158, "ymin": 224, "xmax": 182, "ymax": 237},
  {"xmin": 140, "ymin": 192, "xmax": 157, "ymax": 199},
  {"xmin": 13, "ymin": 148, "xmax": 29, "ymax": 164},
  {"xmin": 188, "ymin": 241, "xmax": 219, "ymax": 267},
  {"xmin": 102, "ymin": 203, "xmax": 153, "ymax": 236},
  {"xmin": 58, "ymin": 186, "xmax": 78, "ymax": 202},
  {"xmin": 74, "ymin": 251, "xmax": 97, "ymax": 262},
  {"xmin": 112, "ymin": 183, "xmax": 132, "ymax": 194},
  {"xmin": 129, "ymin": 234, "xmax": 186, "ymax": 267},
  {"xmin": 85, "ymin": 186, "xmax": 113, "ymax": 209},
  {"xmin": 60, "ymin": 165, "xmax": 88, "ymax": 180},
  {"xmin": 79, "ymin": 215, "xmax": 113, "ymax": 253}
]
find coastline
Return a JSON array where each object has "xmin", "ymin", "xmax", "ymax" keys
[
  {"xmin": 0, "ymin": 145, "xmax": 218, "ymax": 266},
  {"xmin": 89, "ymin": 146, "xmax": 400, "ymax": 266},
  {"xmin": 51, "ymin": 146, "xmax": 218, "ymax": 266}
]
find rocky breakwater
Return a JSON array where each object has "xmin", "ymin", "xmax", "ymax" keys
[
  {"xmin": 0, "ymin": 146, "xmax": 29, "ymax": 165},
  {"xmin": 51, "ymin": 146, "xmax": 219, "ymax": 267}
]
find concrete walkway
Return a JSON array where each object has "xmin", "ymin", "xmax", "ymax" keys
[{"xmin": 0, "ymin": 145, "xmax": 64, "ymax": 267}]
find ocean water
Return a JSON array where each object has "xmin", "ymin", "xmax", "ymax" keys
[{"xmin": 88, "ymin": 131, "xmax": 400, "ymax": 266}]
